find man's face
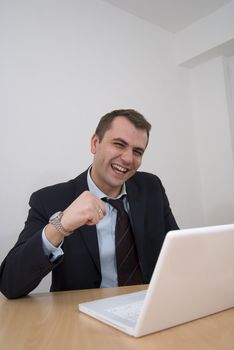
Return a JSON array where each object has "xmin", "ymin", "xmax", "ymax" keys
[{"xmin": 90, "ymin": 116, "xmax": 148, "ymax": 197}]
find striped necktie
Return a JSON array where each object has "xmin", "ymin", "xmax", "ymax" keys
[{"xmin": 105, "ymin": 197, "xmax": 143, "ymax": 286}]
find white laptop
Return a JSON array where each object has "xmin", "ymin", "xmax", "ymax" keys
[{"xmin": 79, "ymin": 224, "xmax": 234, "ymax": 337}]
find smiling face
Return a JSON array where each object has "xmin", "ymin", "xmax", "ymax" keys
[{"xmin": 90, "ymin": 116, "xmax": 148, "ymax": 197}]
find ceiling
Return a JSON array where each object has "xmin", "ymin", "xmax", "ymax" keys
[{"xmin": 102, "ymin": 0, "xmax": 234, "ymax": 33}]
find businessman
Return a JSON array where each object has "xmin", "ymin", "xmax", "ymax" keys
[{"xmin": 0, "ymin": 109, "xmax": 179, "ymax": 299}]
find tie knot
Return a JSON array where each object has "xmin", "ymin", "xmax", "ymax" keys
[{"xmin": 104, "ymin": 197, "xmax": 125, "ymax": 212}]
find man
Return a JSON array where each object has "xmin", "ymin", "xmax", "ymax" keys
[{"xmin": 0, "ymin": 109, "xmax": 178, "ymax": 299}]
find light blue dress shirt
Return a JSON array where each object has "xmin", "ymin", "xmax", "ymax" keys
[{"xmin": 42, "ymin": 168, "xmax": 128, "ymax": 288}]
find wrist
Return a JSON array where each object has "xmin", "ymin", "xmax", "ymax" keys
[
  {"xmin": 49, "ymin": 211, "xmax": 73, "ymax": 237},
  {"xmin": 45, "ymin": 224, "xmax": 64, "ymax": 247}
]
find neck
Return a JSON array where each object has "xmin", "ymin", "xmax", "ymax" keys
[{"xmin": 89, "ymin": 166, "xmax": 123, "ymax": 198}]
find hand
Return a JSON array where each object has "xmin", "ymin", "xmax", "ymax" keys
[
  {"xmin": 61, "ymin": 191, "xmax": 107, "ymax": 232},
  {"xmin": 45, "ymin": 191, "xmax": 106, "ymax": 247}
]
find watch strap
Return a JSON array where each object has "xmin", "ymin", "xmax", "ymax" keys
[{"xmin": 49, "ymin": 211, "xmax": 73, "ymax": 236}]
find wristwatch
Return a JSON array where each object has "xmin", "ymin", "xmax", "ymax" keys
[{"xmin": 49, "ymin": 211, "xmax": 72, "ymax": 236}]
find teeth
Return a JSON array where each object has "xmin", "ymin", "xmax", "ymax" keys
[{"xmin": 112, "ymin": 164, "xmax": 128, "ymax": 173}]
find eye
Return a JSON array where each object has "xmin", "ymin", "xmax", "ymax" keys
[
  {"xmin": 113, "ymin": 142, "xmax": 125, "ymax": 148},
  {"xmin": 133, "ymin": 149, "xmax": 143, "ymax": 157}
]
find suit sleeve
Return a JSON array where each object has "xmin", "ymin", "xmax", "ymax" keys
[{"xmin": 0, "ymin": 192, "xmax": 63, "ymax": 299}]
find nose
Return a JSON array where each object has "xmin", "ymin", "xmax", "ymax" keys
[{"xmin": 120, "ymin": 148, "xmax": 133, "ymax": 164}]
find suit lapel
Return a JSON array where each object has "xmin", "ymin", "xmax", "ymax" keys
[
  {"xmin": 126, "ymin": 179, "xmax": 146, "ymax": 265},
  {"xmin": 79, "ymin": 225, "xmax": 101, "ymax": 272},
  {"xmin": 73, "ymin": 170, "xmax": 101, "ymax": 273}
]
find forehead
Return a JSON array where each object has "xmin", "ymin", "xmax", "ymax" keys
[{"xmin": 104, "ymin": 116, "xmax": 148, "ymax": 148}]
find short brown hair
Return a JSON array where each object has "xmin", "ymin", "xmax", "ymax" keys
[{"xmin": 95, "ymin": 109, "xmax": 151, "ymax": 142}]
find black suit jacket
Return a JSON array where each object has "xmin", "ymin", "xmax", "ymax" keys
[{"xmin": 0, "ymin": 170, "xmax": 178, "ymax": 298}]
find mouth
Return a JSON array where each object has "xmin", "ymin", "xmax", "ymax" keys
[{"xmin": 111, "ymin": 163, "xmax": 129, "ymax": 174}]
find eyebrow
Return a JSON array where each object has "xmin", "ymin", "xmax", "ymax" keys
[{"xmin": 113, "ymin": 138, "xmax": 145, "ymax": 153}]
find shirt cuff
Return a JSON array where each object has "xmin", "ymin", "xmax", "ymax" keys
[{"xmin": 42, "ymin": 227, "xmax": 64, "ymax": 263}]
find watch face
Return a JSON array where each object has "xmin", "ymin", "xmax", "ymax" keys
[{"xmin": 50, "ymin": 211, "xmax": 62, "ymax": 221}]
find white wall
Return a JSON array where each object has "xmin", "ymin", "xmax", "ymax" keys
[
  {"xmin": 175, "ymin": 1, "xmax": 234, "ymax": 67},
  {"xmin": 1, "ymin": 0, "xmax": 233, "ymax": 294},
  {"xmin": 173, "ymin": 0, "xmax": 234, "ymax": 226},
  {"xmin": 226, "ymin": 56, "xmax": 234, "ymax": 158},
  {"xmin": 190, "ymin": 56, "xmax": 234, "ymax": 225}
]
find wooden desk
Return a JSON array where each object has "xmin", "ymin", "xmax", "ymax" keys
[{"xmin": 0, "ymin": 285, "xmax": 233, "ymax": 350}]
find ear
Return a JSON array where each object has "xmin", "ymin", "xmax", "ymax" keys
[{"xmin": 90, "ymin": 134, "xmax": 99, "ymax": 155}]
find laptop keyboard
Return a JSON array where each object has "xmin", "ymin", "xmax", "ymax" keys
[{"xmin": 105, "ymin": 299, "xmax": 144, "ymax": 322}]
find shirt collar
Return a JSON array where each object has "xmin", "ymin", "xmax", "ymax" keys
[{"xmin": 87, "ymin": 166, "xmax": 127, "ymax": 200}]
